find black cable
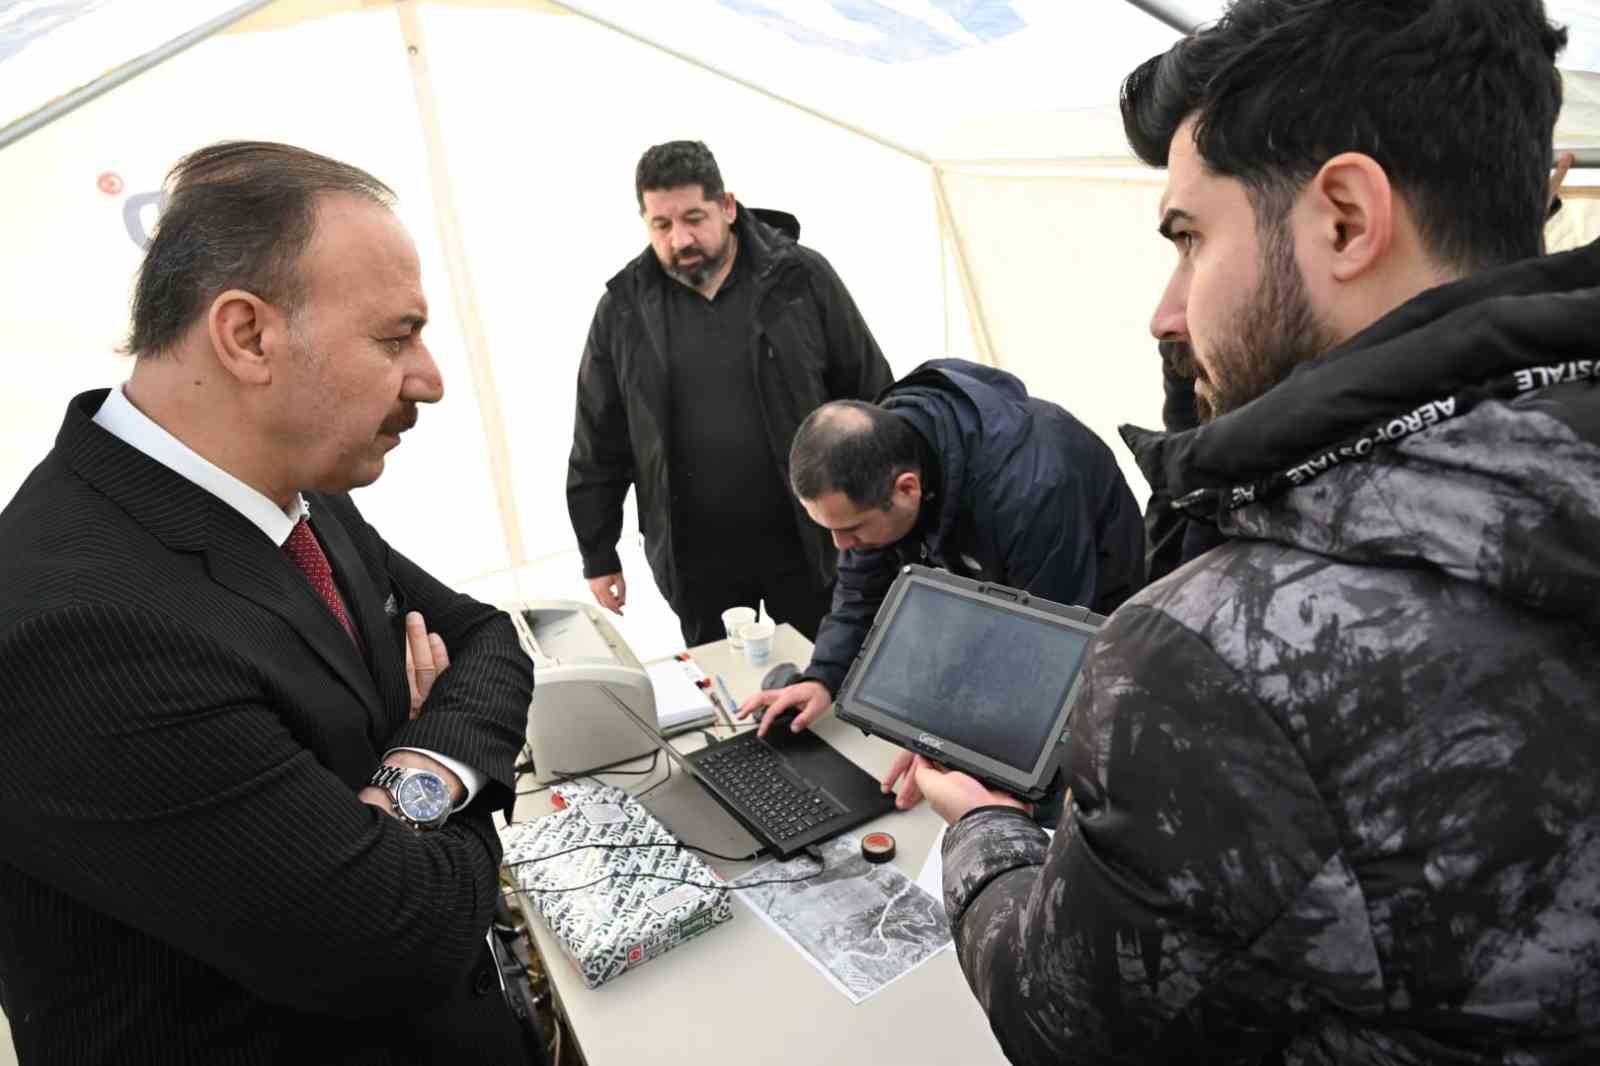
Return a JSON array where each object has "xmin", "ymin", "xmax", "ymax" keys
[
  {"xmin": 505, "ymin": 838, "xmax": 763, "ymax": 868},
  {"xmin": 633, "ymin": 755, "xmax": 673, "ymax": 799},
  {"xmin": 514, "ymin": 751, "xmax": 661, "ymax": 797},
  {"xmin": 505, "ymin": 864, "xmax": 822, "ymax": 898},
  {"xmin": 553, "ymin": 753, "xmax": 661, "ymax": 778}
]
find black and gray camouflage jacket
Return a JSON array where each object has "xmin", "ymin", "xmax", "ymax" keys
[{"xmin": 941, "ymin": 241, "xmax": 1600, "ymax": 1064}]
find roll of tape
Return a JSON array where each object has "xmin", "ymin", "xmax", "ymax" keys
[{"xmin": 861, "ymin": 831, "xmax": 896, "ymax": 864}]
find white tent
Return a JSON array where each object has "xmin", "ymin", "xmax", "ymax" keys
[
  {"xmin": 3, "ymin": 1, "xmax": 1600, "ymax": 1061},
  {"xmin": 2, "ymin": 0, "xmax": 1599, "ymax": 669}
]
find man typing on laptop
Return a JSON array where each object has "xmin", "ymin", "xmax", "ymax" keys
[{"xmin": 736, "ymin": 358, "xmax": 1144, "ymax": 810}]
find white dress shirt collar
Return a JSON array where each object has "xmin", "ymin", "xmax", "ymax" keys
[
  {"xmin": 93, "ymin": 385, "xmax": 486, "ymax": 808},
  {"xmin": 92, "ymin": 384, "xmax": 308, "ymax": 546}
]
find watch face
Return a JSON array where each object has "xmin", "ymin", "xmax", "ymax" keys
[{"xmin": 396, "ymin": 772, "xmax": 451, "ymax": 824}]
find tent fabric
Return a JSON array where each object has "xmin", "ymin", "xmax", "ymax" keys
[
  {"xmin": 2, "ymin": 0, "xmax": 1599, "ymax": 677},
  {"xmin": 2, "ymin": 10, "xmax": 1599, "ymax": 1059}
]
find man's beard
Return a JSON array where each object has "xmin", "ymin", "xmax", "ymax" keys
[
  {"xmin": 662, "ymin": 231, "xmax": 732, "ymax": 288},
  {"xmin": 1195, "ymin": 219, "xmax": 1340, "ymax": 423}
]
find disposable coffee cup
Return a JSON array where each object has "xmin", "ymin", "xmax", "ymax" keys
[
  {"xmin": 721, "ymin": 606, "xmax": 756, "ymax": 649},
  {"xmin": 739, "ymin": 619, "xmax": 775, "ymax": 664}
]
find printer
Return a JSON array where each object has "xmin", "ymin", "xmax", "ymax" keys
[{"xmin": 509, "ymin": 600, "xmax": 658, "ymax": 783}]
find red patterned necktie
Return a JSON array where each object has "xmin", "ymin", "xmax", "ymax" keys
[{"xmin": 282, "ymin": 518, "xmax": 360, "ymax": 646}]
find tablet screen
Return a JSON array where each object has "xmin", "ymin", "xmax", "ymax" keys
[{"xmin": 852, "ymin": 582, "xmax": 1091, "ymax": 772}]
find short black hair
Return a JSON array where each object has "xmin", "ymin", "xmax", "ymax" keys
[
  {"xmin": 790, "ymin": 401, "xmax": 921, "ymax": 510},
  {"xmin": 1121, "ymin": 0, "xmax": 1567, "ymax": 271},
  {"xmin": 635, "ymin": 140, "xmax": 725, "ymax": 211},
  {"xmin": 126, "ymin": 141, "xmax": 395, "ymax": 358}
]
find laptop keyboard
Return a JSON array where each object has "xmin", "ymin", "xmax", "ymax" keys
[{"xmin": 696, "ymin": 735, "xmax": 845, "ymax": 842}]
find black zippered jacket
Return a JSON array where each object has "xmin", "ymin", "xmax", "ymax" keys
[
  {"xmin": 566, "ymin": 205, "xmax": 892, "ymax": 605},
  {"xmin": 943, "ymin": 242, "xmax": 1600, "ymax": 1065}
]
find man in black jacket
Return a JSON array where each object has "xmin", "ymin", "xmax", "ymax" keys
[
  {"xmin": 915, "ymin": 2, "xmax": 1600, "ymax": 1063},
  {"xmin": 566, "ymin": 141, "xmax": 893, "ymax": 645},
  {"xmin": 739, "ymin": 358, "xmax": 1144, "ymax": 807},
  {"xmin": 0, "ymin": 143, "xmax": 532, "ymax": 1065}
]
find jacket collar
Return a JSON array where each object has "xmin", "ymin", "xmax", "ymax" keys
[
  {"xmin": 1120, "ymin": 238, "xmax": 1600, "ymax": 515},
  {"xmin": 607, "ymin": 200, "xmax": 800, "ymax": 302}
]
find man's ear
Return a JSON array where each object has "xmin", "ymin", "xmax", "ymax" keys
[
  {"xmin": 207, "ymin": 290, "xmax": 278, "ymax": 386},
  {"xmin": 1305, "ymin": 152, "xmax": 1394, "ymax": 283},
  {"xmin": 721, "ymin": 191, "xmax": 737, "ymax": 224},
  {"xmin": 894, "ymin": 470, "xmax": 921, "ymax": 501}
]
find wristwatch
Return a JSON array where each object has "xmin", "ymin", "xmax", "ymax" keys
[{"xmin": 369, "ymin": 764, "xmax": 453, "ymax": 830}]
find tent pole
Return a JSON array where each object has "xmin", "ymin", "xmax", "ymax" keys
[
  {"xmin": 547, "ymin": 0, "xmax": 931, "ymax": 166},
  {"xmin": 1122, "ymin": 0, "xmax": 1202, "ymax": 34},
  {"xmin": 938, "ymin": 203, "xmax": 951, "ymax": 357},
  {"xmin": 394, "ymin": 1, "xmax": 529, "ymax": 581},
  {"xmin": 931, "ymin": 167, "xmax": 997, "ymax": 367},
  {"xmin": 0, "ymin": 0, "xmax": 278, "ymax": 152}
]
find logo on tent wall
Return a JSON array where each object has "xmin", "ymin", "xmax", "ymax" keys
[
  {"xmin": 717, "ymin": 0, "xmax": 1025, "ymax": 63},
  {"xmin": 108, "ymin": 174, "xmax": 168, "ymax": 250}
]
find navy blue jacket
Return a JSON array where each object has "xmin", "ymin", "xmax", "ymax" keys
[{"xmin": 802, "ymin": 359, "xmax": 1145, "ymax": 693}]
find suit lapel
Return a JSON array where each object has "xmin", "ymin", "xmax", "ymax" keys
[
  {"xmin": 310, "ymin": 502, "xmax": 407, "ymax": 738},
  {"xmin": 57, "ymin": 391, "xmax": 385, "ymax": 730},
  {"xmin": 203, "ymin": 520, "xmax": 386, "ymax": 729}
]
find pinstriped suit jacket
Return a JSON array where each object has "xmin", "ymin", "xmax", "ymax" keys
[{"xmin": 0, "ymin": 391, "xmax": 534, "ymax": 1065}]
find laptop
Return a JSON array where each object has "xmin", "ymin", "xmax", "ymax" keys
[
  {"xmin": 602, "ymin": 677, "xmax": 895, "ymax": 861},
  {"xmin": 833, "ymin": 565, "xmax": 1104, "ymax": 802}
]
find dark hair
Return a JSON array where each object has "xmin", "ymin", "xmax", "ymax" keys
[
  {"xmin": 1121, "ymin": 0, "xmax": 1567, "ymax": 271},
  {"xmin": 126, "ymin": 141, "xmax": 395, "ymax": 357},
  {"xmin": 635, "ymin": 140, "xmax": 725, "ymax": 211},
  {"xmin": 790, "ymin": 401, "xmax": 922, "ymax": 510}
]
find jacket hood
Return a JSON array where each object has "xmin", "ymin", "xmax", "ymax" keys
[
  {"xmin": 881, "ymin": 358, "xmax": 1033, "ymax": 551},
  {"xmin": 1121, "ymin": 240, "xmax": 1600, "ymax": 621}
]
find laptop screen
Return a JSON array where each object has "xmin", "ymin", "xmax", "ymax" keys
[{"xmin": 851, "ymin": 581, "xmax": 1092, "ymax": 772}]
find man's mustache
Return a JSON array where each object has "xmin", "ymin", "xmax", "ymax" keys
[
  {"xmin": 1159, "ymin": 340, "xmax": 1199, "ymax": 380},
  {"xmin": 380, "ymin": 408, "xmax": 417, "ymax": 436}
]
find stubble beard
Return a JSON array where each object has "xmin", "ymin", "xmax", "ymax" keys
[
  {"xmin": 664, "ymin": 230, "xmax": 732, "ymax": 289},
  {"xmin": 1197, "ymin": 217, "xmax": 1340, "ymax": 423}
]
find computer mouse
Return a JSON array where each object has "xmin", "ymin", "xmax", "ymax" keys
[
  {"xmin": 761, "ymin": 661, "xmax": 801, "ymax": 690},
  {"xmin": 759, "ymin": 706, "xmax": 804, "ymax": 739}
]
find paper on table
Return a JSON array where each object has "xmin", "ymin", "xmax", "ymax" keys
[
  {"xmin": 732, "ymin": 835, "xmax": 951, "ymax": 1004},
  {"xmin": 644, "ymin": 659, "xmax": 715, "ymax": 732}
]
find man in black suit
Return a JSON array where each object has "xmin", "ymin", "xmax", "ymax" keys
[{"xmin": 0, "ymin": 143, "xmax": 534, "ymax": 1064}]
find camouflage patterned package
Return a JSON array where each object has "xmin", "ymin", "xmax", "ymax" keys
[{"xmin": 501, "ymin": 782, "xmax": 733, "ymax": 988}]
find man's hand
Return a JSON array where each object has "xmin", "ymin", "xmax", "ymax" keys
[
  {"xmin": 588, "ymin": 572, "xmax": 626, "ymax": 615},
  {"xmin": 361, "ymin": 611, "xmax": 465, "ymax": 819},
  {"xmin": 404, "ymin": 611, "xmax": 449, "ymax": 720},
  {"xmin": 359, "ymin": 750, "xmax": 467, "ymax": 818},
  {"xmin": 911, "ymin": 755, "xmax": 1030, "ymax": 826},
  {"xmin": 737, "ymin": 680, "xmax": 832, "ymax": 737},
  {"xmin": 880, "ymin": 750, "xmax": 926, "ymax": 810}
]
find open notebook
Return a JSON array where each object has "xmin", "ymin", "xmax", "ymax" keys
[{"xmin": 644, "ymin": 657, "xmax": 717, "ymax": 733}]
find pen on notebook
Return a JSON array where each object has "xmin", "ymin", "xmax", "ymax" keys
[
  {"xmin": 696, "ymin": 677, "xmax": 734, "ymax": 729},
  {"xmin": 713, "ymin": 675, "xmax": 741, "ymax": 727}
]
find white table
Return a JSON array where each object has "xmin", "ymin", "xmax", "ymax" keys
[{"xmin": 508, "ymin": 624, "xmax": 1008, "ymax": 1066}]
